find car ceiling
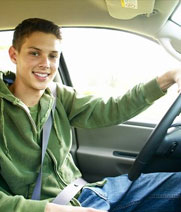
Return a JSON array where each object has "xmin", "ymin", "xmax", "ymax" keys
[
  {"xmin": 0, "ymin": 0, "xmax": 179, "ymax": 33},
  {"xmin": 0, "ymin": 0, "xmax": 180, "ymax": 59}
]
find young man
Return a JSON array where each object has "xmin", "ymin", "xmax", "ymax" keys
[{"xmin": 0, "ymin": 18, "xmax": 181, "ymax": 212}]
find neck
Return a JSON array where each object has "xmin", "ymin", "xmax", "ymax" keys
[{"xmin": 9, "ymin": 82, "xmax": 45, "ymax": 107}]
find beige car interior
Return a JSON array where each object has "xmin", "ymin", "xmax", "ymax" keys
[
  {"xmin": 0, "ymin": 0, "xmax": 180, "ymax": 60},
  {"xmin": 0, "ymin": 0, "xmax": 181, "ymax": 182}
]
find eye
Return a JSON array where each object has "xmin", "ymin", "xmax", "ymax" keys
[
  {"xmin": 29, "ymin": 51, "xmax": 39, "ymax": 56},
  {"xmin": 49, "ymin": 54, "xmax": 58, "ymax": 59}
]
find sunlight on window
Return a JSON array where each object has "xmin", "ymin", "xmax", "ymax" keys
[
  {"xmin": 62, "ymin": 28, "xmax": 180, "ymax": 123},
  {"xmin": 171, "ymin": 3, "xmax": 181, "ymax": 25},
  {"xmin": 0, "ymin": 29, "xmax": 180, "ymax": 123},
  {"xmin": 0, "ymin": 31, "xmax": 15, "ymax": 72}
]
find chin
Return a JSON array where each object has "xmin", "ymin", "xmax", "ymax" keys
[
  {"xmin": 33, "ymin": 79, "xmax": 53, "ymax": 91},
  {"xmin": 33, "ymin": 84, "xmax": 48, "ymax": 91}
]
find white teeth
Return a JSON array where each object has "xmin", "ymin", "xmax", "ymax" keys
[{"xmin": 34, "ymin": 73, "xmax": 48, "ymax": 77}]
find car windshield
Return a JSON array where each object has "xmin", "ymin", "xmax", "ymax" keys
[{"xmin": 171, "ymin": 3, "xmax": 181, "ymax": 26}]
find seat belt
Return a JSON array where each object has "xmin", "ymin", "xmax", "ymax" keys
[
  {"xmin": 31, "ymin": 84, "xmax": 56, "ymax": 200},
  {"xmin": 52, "ymin": 178, "xmax": 87, "ymax": 205},
  {"xmin": 31, "ymin": 83, "xmax": 87, "ymax": 204}
]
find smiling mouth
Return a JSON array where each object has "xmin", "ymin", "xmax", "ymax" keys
[
  {"xmin": 32, "ymin": 71, "xmax": 50, "ymax": 81},
  {"xmin": 33, "ymin": 72, "xmax": 50, "ymax": 78}
]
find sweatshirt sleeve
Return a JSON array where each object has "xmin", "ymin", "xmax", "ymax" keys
[
  {"xmin": 141, "ymin": 77, "xmax": 166, "ymax": 104},
  {"xmin": 59, "ymin": 78, "xmax": 165, "ymax": 129},
  {"xmin": 0, "ymin": 188, "xmax": 48, "ymax": 212}
]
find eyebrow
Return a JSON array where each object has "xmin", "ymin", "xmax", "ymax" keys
[{"xmin": 28, "ymin": 46, "xmax": 59, "ymax": 53}]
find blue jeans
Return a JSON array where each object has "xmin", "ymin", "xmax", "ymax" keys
[{"xmin": 78, "ymin": 173, "xmax": 181, "ymax": 212}]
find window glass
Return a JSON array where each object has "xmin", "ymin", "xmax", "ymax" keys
[
  {"xmin": 0, "ymin": 31, "xmax": 15, "ymax": 72},
  {"xmin": 62, "ymin": 28, "xmax": 180, "ymax": 123},
  {"xmin": 171, "ymin": 3, "xmax": 181, "ymax": 26},
  {"xmin": 0, "ymin": 29, "xmax": 180, "ymax": 123}
]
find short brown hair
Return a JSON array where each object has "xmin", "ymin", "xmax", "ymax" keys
[{"xmin": 13, "ymin": 18, "xmax": 62, "ymax": 51}]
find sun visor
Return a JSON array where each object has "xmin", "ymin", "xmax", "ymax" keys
[{"xmin": 105, "ymin": 0, "xmax": 155, "ymax": 20}]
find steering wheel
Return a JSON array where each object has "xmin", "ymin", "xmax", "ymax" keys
[{"xmin": 128, "ymin": 94, "xmax": 181, "ymax": 181}]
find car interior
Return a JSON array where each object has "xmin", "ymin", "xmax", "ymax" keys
[{"xmin": 0, "ymin": 0, "xmax": 181, "ymax": 183}]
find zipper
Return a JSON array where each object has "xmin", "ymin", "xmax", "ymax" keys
[{"xmin": 15, "ymin": 101, "xmax": 37, "ymax": 133}]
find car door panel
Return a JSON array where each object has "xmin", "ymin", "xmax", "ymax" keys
[{"xmin": 75, "ymin": 122, "xmax": 154, "ymax": 182}]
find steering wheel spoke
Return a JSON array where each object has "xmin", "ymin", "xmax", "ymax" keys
[{"xmin": 128, "ymin": 94, "xmax": 181, "ymax": 181}]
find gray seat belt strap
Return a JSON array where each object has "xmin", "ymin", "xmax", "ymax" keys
[
  {"xmin": 52, "ymin": 178, "xmax": 87, "ymax": 205},
  {"xmin": 32, "ymin": 84, "xmax": 56, "ymax": 200},
  {"xmin": 32, "ymin": 83, "xmax": 87, "ymax": 204},
  {"xmin": 31, "ymin": 109, "xmax": 55, "ymax": 200}
]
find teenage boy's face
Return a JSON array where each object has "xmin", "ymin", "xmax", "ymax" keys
[{"xmin": 10, "ymin": 31, "xmax": 61, "ymax": 91}]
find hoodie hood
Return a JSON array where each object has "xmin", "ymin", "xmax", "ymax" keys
[
  {"xmin": 0, "ymin": 71, "xmax": 16, "ymax": 160},
  {"xmin": 0, "ymin": 71, "xmax": 18, "ymax": 104},
  {"xmin": 0, "ymin": 70, "xmax": 55, "ymax": 110},
  {"xmin": 0, "ymin": 70, "xmax": 55, "ymax": 159}
]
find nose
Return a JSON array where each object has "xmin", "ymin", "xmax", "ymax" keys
[{"xmin": 38, "ymin": 55, "xmax": 50, "ymax": 70}]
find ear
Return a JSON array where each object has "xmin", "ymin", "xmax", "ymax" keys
[{"xmin": 9, "ymin": 46, "xmax": 18, "ymax": 64}]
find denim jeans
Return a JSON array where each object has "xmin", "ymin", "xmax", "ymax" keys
[{"xmin": 78, "ymin": 172, "xmax": 181, "ymax": 212}]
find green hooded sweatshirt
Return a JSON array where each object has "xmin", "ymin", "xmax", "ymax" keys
[{"xmin": 0, "ymin": 71, "xmax": 165, "ymax": 212}]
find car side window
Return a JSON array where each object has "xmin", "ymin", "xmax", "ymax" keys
[
  {"xmin": 62, "ymin": 28, "xmax": 180, "ymax": 123},
  {"xmin": 62, "ymin": 28, "xmax": 178, "ymax": 123},
  {"xmin": 0, "ymin": 31, "xmax": 15, "ymax": 72},
  {"xmin": 0, "ymin": 29, "xmax": 179, "ymax": 123}
]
